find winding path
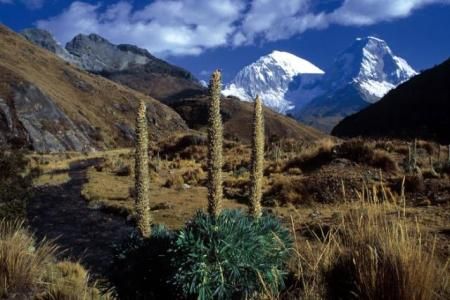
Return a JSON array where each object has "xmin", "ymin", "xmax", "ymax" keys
[{"xmin": 27, "ymin": 158, "xmax": 134, "ymax": 278}]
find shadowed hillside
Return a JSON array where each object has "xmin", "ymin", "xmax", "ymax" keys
[
  {"xmin": 332, "ymin": 58, "xmax": 450, "ymax": 144},
  {"xmin": 171, "ymin": 93, "xmax": 325, "ymax": 143}
]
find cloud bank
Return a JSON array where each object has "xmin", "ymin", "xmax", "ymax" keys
[{"xmin": 35, "ymin": 0, "xmax": 450, "ymax": 57}]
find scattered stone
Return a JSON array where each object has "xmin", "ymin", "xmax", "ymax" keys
[{"xmin": 151, "ymin": 202, "xmax": 174, "ymax": 211}]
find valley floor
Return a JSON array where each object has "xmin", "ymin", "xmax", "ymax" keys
[{"xmin": 26, "ymin": 137, "xmax": 450, "ymax": 287}]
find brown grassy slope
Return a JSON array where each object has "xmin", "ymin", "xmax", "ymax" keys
[
  {"xmin": 172, "ymin": 95, "xmax": 325, "ymax": 143},
  {"xmin": 0, "ymin": 25, "xmax": 187, "ymax": 149}
]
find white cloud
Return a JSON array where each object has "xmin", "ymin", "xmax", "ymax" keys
[
  {"xmin": 37, "ymin": 0, "xmax": 245, "ymax": 57},
  {"xmin": 36, "ymin": 0, "xmax": 450, "ymax": 57},
  {"xmin": 328, "ymin": 0, "xmax": 450, "ymax": 25},
  {"xmin": 235, "ymin": 0, "xmax": 450, "ymax": 45},
  {"xmin": 235, "ymin": 0, "xmax": 326, "ymax": 44}
]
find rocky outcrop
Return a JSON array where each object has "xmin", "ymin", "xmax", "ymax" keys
[
  {"xmin": 21, "ymin": 29, "xmax": 202, "ymax": 102},
  {"xmin": 13, "ymin": 84, "xmax": 94, "ymax": 152},
  {"xmin": 21, "ymin": 28, "xmax": 80, "ymax": 66},
  {"xmin": 65, "ymin": 33, "xmax": 151, "ymax": 72},
  {"xmin": 1, "ymin": 24, "xmax": 188, "ymax": 152}
]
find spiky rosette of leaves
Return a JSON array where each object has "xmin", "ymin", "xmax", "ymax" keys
[{"xmin": 171, "ymin": 210, "xmax": 292, "ymax": 300}]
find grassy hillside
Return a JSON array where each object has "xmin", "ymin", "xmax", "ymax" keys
[
  {"xmin": 0, "ymin": 25, "xmax": 187, "ymax": 151},
  {"xmin": 172, "ymin": 93, "xmax": 325, "ymax": 143}
]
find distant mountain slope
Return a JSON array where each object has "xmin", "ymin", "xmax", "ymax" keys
[
  {"xmin": 332, "ymin": 58, "xmax": 450, "ymax": 144},
  {"xmin": 21, "ymin": 28, "xmax": 203, "ymax": 102},
  {"xmin": 222, "ymin": 51, "xmax": 324, "ymax": 113},
  {"xmin": 296, "ymin": 37, "xmax": 416, "ymax": 132},
  {"xmin": 18, "ymin": 27, "xmax": 327, "ymax": 145},
  {"xmin": 0, "ymin": 25, "xmax": 187, "ymax": 152},
  {"xmin": 171, "ymin": 92, "xmax": 325, "ymax": 143}
]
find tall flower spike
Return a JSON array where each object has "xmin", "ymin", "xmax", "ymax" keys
[
  {"xmin": 134, "ymin": 99, "xmax": 151, "ymax": 237},
  {"xmin": 207, "ymin": 70, "xmax": 224, "ymax": 218},
  {"xmin": 249, "ymin": 95, "xmax": 264, "ymax": 218}
]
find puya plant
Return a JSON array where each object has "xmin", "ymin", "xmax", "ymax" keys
[
  {"xmin": 206, "ymin": 70, "xmax": 224, "ymax": 218},
  {"xmin": 249, "ymin": 95, "xmax": 264, "ymax": 218},
  {"xmin": 406, "ymin": 139, "xmax": 420, "ymax": 174},
  {"xmin": 116, "ymin": 72, "xmax": 292, "ymax": 299},
  {"xmin": 134, "ymin": 99, "xmax": 151, "ymax": 237},
  {"xmin": 170, "ymin": 71, "xmax": 292, "ymax": 299}
]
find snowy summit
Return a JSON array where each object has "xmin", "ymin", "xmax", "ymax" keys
[{"xmin": 223, "ymin": 51, "xmax": 324, "ymax": 113}]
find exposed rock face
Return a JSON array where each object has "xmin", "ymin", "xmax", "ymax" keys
[
  {"xmin": 21, "ymin": 28, "xmax": 80, "ymax": 66},
  {"xmin": 65, "ymin": 33, "xmax": 151, "ymax": 72},
  {"xmin": 0, "ymin": 97, "xmax": 12, "ymax": 145},
  {"xmin": 21, "ymin": 29, "xmax": 202, "ymax": 102},
  {"xmin": 13, "ymin": 84, "xmax": 93, "ymax": 152},
  {"xmin": 1, "ymin": 24, "xmax": 188, "ymax": 152}
]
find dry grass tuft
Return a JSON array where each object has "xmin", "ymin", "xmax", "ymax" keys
[
  {"xmin": 326, "ymin": 204, "xmax": 447, "ymax": 300},
  {"xmin": 0, "ymin": 220, "xmax": 109, "ymax": 299},
  {"xmin": 164, "ymin": 173, "xmax": 185, "ymax": 190},
  {"xmin": 264, "ymin": 175, "xmax": 309, "ymax": 206},
  {"xmin": 37, "ymin": 262, "xmax": 112, "ymax": 300},
  {"xmin": 0, "ymin": 219, "xmax": 56, "ymax": 297},
  {"xmin": 336, "ymin": 140, "xmax": 398, "ymax": 172},
  {"xmin": 283, "ymin": 139, "xmax": 335, "ymax": 173},
  {"xmin": 283, "ymin": 193, "xmax": 448, "ymax": 300}
]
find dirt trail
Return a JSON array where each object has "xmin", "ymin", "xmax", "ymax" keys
[{"xmin": 27, "ymin": 158, "xmax": 134, "ymax": 278}]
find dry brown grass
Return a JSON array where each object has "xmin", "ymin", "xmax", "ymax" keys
[
  {"xmin": 283, "ymin": 138, "xmax": 336, "ymax": 173},
  {"xmin": 37, "ymin": 261, "xmax": 112, "ymax": 300},
  {"xmin": 0, "ymin": 25, "xmax": 187, "ymax": 149},
  {"xmin": 264, "ymin": 174, "xmax": 309, "ymax": 206},
  {"xmin": 0, "ymin": 220, "xmax": 109, "ymax": 299},
  {"xmin": 335, "ymin": 140, "xmax": 398, "ymax": 172},
  {"xmin": 327, "ymin": 206, "xmax": 447, "ymax": 300},
  {"xmin": 0, "ymin": 220, "xmax": 56, "ymax": 297},
  {"xmin": 282, "ymin": 190, "xmax": 449, "ymax": 300}
]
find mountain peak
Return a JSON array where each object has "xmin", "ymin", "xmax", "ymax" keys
[
  {"xmin": 326, "ymin": 36, "xmax": 417, "ymax": 99},
  {"xmin": 295, "ymin": 36, "xmax": 417, "ymax": 132},
  {"xmin": 223, "ymin": 50, "xmax": 324, "ymax": 113},
  {"xmin": 262, "ymin": 50, "xmax": 324, "ymax": 76},
  {"xmin": 356, "ymin": 36, "xmax": 386, "ymax": 43}
]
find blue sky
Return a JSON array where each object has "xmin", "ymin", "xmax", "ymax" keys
[{"xmin": 1, "ymin": 0, "xmax": 449, "ymax": 82}]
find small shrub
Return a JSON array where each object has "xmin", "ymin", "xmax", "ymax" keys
[
  {"xmin": 182, "ymin": 167, "xmax": 205, "ymax": 185},
  {"xmin": 171, "ymin": 210, "xmax": 292, "ymax": 299},
  {"xmin": 115, "ymin": 165, "xmax": 131, "ymax": 177},
  {"xmin": 336, "ymin": 140, "xmax": 398, "ymax": 172},
  {"xmin": 264, "ymin": 175, "xmax": 309, "ymax": 206},
  {"xmin": 164, "ymin": 173, "xmax": 185, "ymax": 190},
  {"xmin": 371, "ymin": 150, "xmax": 398, "ymax": 172},
  {"xmin": 38, "ymin": 262, "xmax": 109, "ymax": 300},
  {"xmin": 0, "ymin": 150, "xmax": 33, "ymax": 219},
  {"xmin": 111, "ymin": 226, "xmax": 177, "ymax": 300},
  {"xmin": 403, "ymin": 174, "xmax": 425, "ymax": 193},
  {"xmin": 284, "ymin": 146, "xmax": 333, "ymax": 173}
]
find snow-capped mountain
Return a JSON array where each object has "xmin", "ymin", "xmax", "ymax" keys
[
  {"xmin": 295, "ymin": 36, "xmax": 417, "ymax": 132},
  {"xmin": 222, "ymin": 51, "xmax": 324, "ymax": 113}
]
